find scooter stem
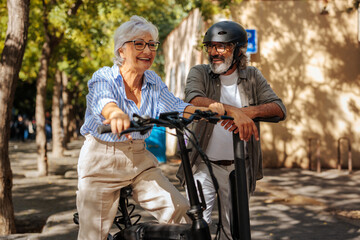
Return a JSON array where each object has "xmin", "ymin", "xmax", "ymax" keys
[{"xmin": 231, "ymin": 133, "xmax": 251, "ymax": 240}]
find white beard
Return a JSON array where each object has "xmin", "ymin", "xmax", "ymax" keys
[{"xmin": 210, "ymin": 54, "xmax": 234, "ymax": 74}]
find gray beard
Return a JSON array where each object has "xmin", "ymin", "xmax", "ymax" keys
[{"xmin": 209, "ymin": 54, "xmax": 234, "ymax": 74}]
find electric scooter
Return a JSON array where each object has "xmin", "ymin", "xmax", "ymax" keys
[{"xmin": 230, "ymin": 117, "xmax": 280, "ymax": 240}]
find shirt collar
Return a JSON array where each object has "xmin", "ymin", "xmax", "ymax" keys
[
  {"xmin": 112, "ymin": 64, "xmax": 157, "ymax": 87},
  {"xmin": 143, "ymin": 71, "xmax": 157, "ymax": 85}
]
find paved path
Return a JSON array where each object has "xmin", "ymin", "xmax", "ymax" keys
[{"xmin": 1, "ymin": 139, "xmax": 359, "ymax": 240}]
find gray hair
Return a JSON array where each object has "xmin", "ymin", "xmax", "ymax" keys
[
  {"xmin": 113, "ymin": 15, "xmax": 159, "ymax": 66},
  {"xmin": 238, "ymin": 45, "xmax": 248, "ymax": 70}
]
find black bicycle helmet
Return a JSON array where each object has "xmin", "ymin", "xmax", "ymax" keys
[
  {"xmin": 203, "ymin": 21, "xmax": 248, "ymax": 75},
  {"xmin": 203, "ymin": 21, "xmax": 248, "ymax": 46}
]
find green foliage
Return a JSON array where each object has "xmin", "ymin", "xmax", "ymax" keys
[
  {"xmin": 2, "ymin": 0, "xmax": 243, "ymax": 120},
  {"xmin": 194, "ymin": 0, "xmax": 218, "ymax": 20},
  {"xmin": 193, "ymin": 0, "xmax": 242, "ymax": 21},
  {"xmin": 114, "ymin": 0, "xmax": 190, "ymax": 77},
  {"xmin": 19, "ymin": 0, "xmax": 43, "ymax": 83},
  {"xmin": 0, "ymin": 0, "xmax": 8, "ymax": 51}
]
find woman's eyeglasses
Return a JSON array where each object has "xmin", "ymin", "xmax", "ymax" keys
[{"xmin": 123, "ymin": 39, "xmax": 160, "ymax": 52}]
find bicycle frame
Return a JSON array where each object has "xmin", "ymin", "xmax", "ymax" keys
[{"xmin": 108, "ymin": 111, "xmax": 214, "ymax": 240}]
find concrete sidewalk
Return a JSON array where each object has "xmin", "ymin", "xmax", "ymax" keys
[{"xmin": 1, "ymin": 139, "xmax": 360, "ymax": 240}]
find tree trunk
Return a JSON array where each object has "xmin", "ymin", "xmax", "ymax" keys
[
  {"xmin": 35, "ymin": 0, "xmax": 83, "ymax": 173},
  {"xmin": 66, "ymin": 89, "xmax": 77, "ymax": 140},
  {"xmin": 35, "ymin": 40, "xmax": 51, "ymax": 177},
  {"xmin": 69, "ymin": 103, "xmax": 78, "ymax": 140},
  {"xmin": 0, "ymin": 0, "xmax": 30, "ymax": 235},
  {"xmin": 62, "ymin": 72, "xmax": 70, "ymax": 147},
  {"xmin": 51, "ymin": 70, "xmax": 64, "ymax": 157},
  {"xmin": 68, "ymin": 88, "xmax": 80, "ymax": 140}
]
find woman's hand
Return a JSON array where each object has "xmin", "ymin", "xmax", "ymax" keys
[
  {"xmin": 208, "ymin": 102, "xmax": 225, "ymax": 116},
  {"xmin": 102, "ymin": 103, "xmax": 132, "ymax": 139}
]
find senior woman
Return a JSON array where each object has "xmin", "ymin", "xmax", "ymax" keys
[{"xmin": 76, "ymin": 15, "xmax": 223, "ymax": 240}]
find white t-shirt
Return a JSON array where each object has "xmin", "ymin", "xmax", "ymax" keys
[{"xmin": 205, "ymin": 70, "xmax": 243, "ymax": 161}]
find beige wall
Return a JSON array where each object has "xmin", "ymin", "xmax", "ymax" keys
[
  {"xmin": 163, "ymin": 9, "xmax": 204, "ymax": 156},
  {"xmin": 163, "ymin": 8, "xmax": 204, "ymax": 100},
  {"xmin": 163, "ymin": 1, "xmax": 360, "ymax": 170}
]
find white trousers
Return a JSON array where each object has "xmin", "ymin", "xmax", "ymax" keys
[
  {"xmin": 192, "ymin": 161, "xmax": 250, "ymax": 240},
  {"xmin": 77, "ymin": 135, "xmax": 190, "ymax": 240}
]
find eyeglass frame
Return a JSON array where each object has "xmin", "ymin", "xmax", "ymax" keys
[
  {"xmin": 123, "ymin": 39, "xmax": 160, "ymax": 52},
  {"xmin": 203, "ymin": 42, "xmax": 234, "ymax": 54}
]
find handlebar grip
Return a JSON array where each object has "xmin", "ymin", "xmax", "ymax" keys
[
  {"xmin": 221, "ymin": 115, "xmax": 234, "ymax": 120},
  {"xmin": 208, "ymin": 117, "xmax": 220, "ymax": 124},
  {"xmin": 252, "ymin": 116, "xmax": 281, "ymax": 123},
  {"xmin": 97, "ymin": 125, "xmax": 112, "ymax": 134}
]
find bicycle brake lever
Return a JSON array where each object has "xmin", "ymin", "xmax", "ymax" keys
[
  {"xmin": 196, "ymin": 180, "xmax": 207, "ymax": 211},
  {"xmin": 139, "ymin": 125, "xmax": 153, "ymax": 135}
]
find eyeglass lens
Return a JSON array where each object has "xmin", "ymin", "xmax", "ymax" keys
[
  {"xmin": 205, "ymin": 43, "xmax": 227, "ymax": 53},
  {"xmin": 133, "ymin": 40, "xmax": 159, "ymax": 51}
]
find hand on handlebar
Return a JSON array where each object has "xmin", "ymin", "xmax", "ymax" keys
[
  {"xmin": 223, "ymin": 108, "xmax": 259, "ymax": 142},
  {"xmin": 102, "ymin": 112, "xmax": 132, "ymax": 139},
  {"xmin": 208, "ymin": 102, "xmax": 225, "ymax": 116},
  {"xmin": 98, "ymin": 110, "xmax": 234, "ymax": 138}
]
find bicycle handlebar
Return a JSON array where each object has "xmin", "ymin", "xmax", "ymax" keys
[
  {"xmin": 97, "ymin": 111, "xmax": 229, "ymax": 136},
  {"xmin": 96, "ymin": 111, "xmax": 280, "ymax": 136}
]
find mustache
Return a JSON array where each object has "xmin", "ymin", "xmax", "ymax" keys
[{"xmin": 210, "ymin": 55, "xmax": 225, "ymax": 62}]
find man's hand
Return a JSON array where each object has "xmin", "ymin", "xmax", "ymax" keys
[{"xmin": 224, "ymin": 108, "xmax": 259, "ymax": 142}]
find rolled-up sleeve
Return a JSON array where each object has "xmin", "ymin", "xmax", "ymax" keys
[
  {"xmin": 185, "ymin": 66, "xmax": 208, "ymax": 103},
  {"xmin": 158, "ymin": 82, "xmax": 190, "ymax": 114},
  {"xmin": 255, "ymin": 68, "xmax": 287, "ymax": 119},
  {"xmin": 87, "ymin": 71, "xmax": 117, "ymax": 117}
]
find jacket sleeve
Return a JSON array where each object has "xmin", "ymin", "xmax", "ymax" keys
[
  {"xmin": 184, "ymin": 65, "xmax": 208, "ymax": 103},
  {"xmin": 253, "ymin": 68, "xmax": 287, "ymax": 120}
]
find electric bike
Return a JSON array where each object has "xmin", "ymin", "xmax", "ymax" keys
[{"xmin": 74, "ymin": 110, "xmax": 279, "ymax": 240}]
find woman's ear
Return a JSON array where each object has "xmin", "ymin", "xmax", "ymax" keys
[{"xmin": 118, "ymin": 48, "xmax": 125, "ymax": 58}]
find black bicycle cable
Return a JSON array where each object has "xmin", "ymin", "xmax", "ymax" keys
[{"xmin": 184, "ymin": 128, "xmax": 231, "ymax": 240}]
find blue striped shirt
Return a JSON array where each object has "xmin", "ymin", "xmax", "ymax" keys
[{"xmin": 80, "ymin": 64, "xmax": 190, "ymax": 142}]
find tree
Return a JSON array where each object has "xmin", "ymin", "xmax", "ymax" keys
[
  {"xmin": 0, "ymin": 0, "xmax": 30, "ymax": 235},
  {"xmin": 35, "ymin": 0, "xmax": 83, "ymax": 176}
]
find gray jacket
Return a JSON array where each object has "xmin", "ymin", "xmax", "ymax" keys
[{"xmin": 176, "ymin": 64, "xmax": 287, "ymax": 193}]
